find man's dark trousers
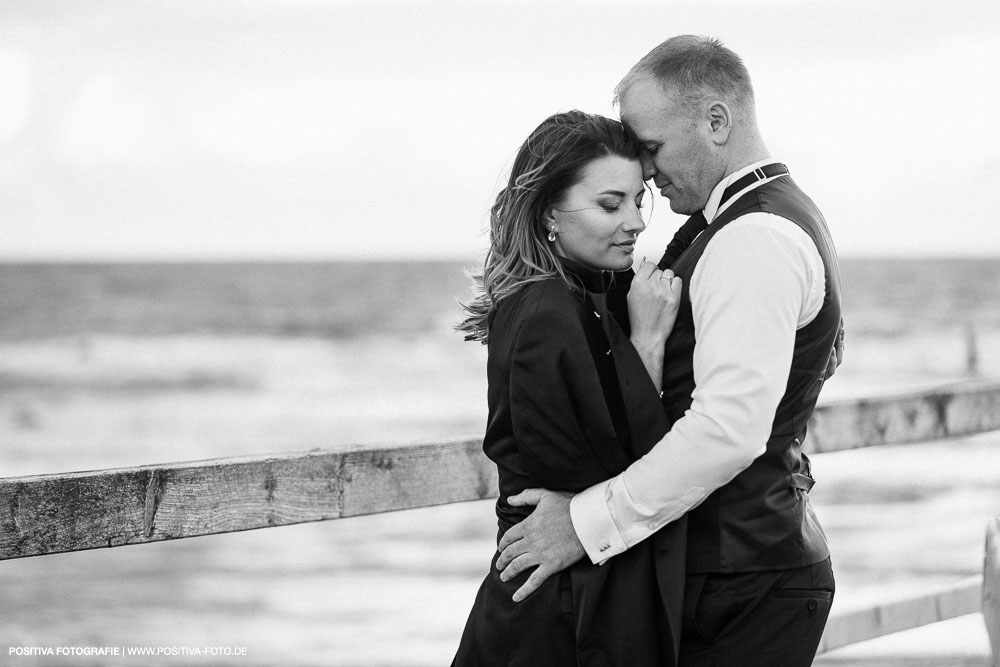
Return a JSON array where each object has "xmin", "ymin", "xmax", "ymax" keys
[{"xmin": 678, "ymin": 557, "xmax": 835, "ymax": 666}]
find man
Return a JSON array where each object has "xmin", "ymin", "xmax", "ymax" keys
[{"xmin": 495, "ymin": 35, "xmax": 842, "ymax": 665}]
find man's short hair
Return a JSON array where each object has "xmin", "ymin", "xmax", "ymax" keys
[{"xmin": 614, "ymin": 35, "xmax": 755, "ymax": 118}]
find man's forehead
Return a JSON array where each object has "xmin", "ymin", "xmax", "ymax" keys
[{"xmin": 620, "ymin": 77, "xmax": 674, "ymax": 124}]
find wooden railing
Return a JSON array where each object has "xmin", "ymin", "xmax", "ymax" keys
[{"xmin": 2, "ymin": 379, "xmax": 1000, "ymax": 660}]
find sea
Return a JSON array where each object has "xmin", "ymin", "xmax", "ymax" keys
[{"xmin": 1, "ymin": 258, "xmax": 999, "ymax": 666}]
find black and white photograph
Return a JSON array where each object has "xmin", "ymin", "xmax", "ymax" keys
[{"xmin": 2, "ymin": 1, "xmax": 999, "ymax": 665}]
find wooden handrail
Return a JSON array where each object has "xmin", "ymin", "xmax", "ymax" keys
[
  {"xmin": 806, "ymin": 378, "xmax": 1000, "ymax": 453},
  {"xmin": 1, "ymin": 439, "xmax": 495, "ymax": 561},
  {"xmin": 2, "ymin": 379, "xmax": 999, "ymax": 561},
  {"xmin": 817, "ymin": 575, "xmax": 983, "ymax": 654},
  {"xmin": 818, "ymin": 516, "xmax": 1000, "ymax": 655}
]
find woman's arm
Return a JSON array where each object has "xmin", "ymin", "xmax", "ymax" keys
[{"xmin": 627, "ymin": 261, "xmax": 682, "ymax": 390}]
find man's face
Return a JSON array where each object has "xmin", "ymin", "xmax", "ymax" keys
[{"xmin": 620, "ymin": 77, "xmax": 722, "ymax": 215}]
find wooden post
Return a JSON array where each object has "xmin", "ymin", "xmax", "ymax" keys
[
  {"xmin": 985, "ymin": 517, "xmax": 1000, "ymax": 667},
  {"xmin": 966, "ymin": 323, "xmax": 980, "ymax": 377}
]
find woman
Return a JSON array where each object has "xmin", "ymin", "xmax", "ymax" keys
[{"xmin": 453, "ymin": 111, "xmax": 686, "ymax": 666}]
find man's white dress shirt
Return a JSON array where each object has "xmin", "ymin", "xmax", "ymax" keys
[{"xmin": 570, "ymin": 159, "xmax": 828, "ymax": 564}]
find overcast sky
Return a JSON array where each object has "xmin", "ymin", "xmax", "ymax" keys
[{"xmin": 2, "ymin": 0, "xmax": 999, "ymax": 260}]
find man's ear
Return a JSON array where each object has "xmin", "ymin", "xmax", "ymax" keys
[{"xmin": 706, "ymin": 101, "xmax": 733, "ymax": 146}]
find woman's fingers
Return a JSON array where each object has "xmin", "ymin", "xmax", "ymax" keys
[{"xmin": 633, "ymin": 260, "xmax": 659, "ymax": 281}]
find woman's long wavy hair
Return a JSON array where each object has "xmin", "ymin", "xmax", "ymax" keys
[{"xmin": 457, "ymin": 110, "xmax": 643, "ymax": 343}]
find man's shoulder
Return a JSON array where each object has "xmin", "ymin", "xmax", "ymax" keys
[
  {"xmin": 695, "ymin": 211, "xmax": 824, "ymax": 292},
  {"xmin": 716, "ymin": 211, "xmax": 817, "ymax": 255}
]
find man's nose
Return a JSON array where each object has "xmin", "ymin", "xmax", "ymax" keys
[{"xmin": 640, "ymin": 153, "xmax": 657, "ymax": 181}]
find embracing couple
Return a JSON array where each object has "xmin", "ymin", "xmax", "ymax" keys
[{"xmin": 454, "ymin": 35, "xmax": 842, "ymax": 667}]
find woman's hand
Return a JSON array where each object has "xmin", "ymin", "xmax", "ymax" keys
[
  {"xmin": 629, "ymin": 260, "xmax": 682, "ymax": 344},
  {"xmin": 628, "ymin": 260, "xmax": 682, "ymax": 389}
]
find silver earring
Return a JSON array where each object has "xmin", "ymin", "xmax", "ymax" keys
[{"xmin": 547, "ymin": 228, "xmax": 557, "ymax": 242}]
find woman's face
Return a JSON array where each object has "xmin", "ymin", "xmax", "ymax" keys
[{"xmin": 549, "ymin": 155, "xmax": 647, "ymax": 272}]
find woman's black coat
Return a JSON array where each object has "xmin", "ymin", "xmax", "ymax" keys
[{"xmin": 453, "ymin": 261, "xmax": 687, "ymax": 667}]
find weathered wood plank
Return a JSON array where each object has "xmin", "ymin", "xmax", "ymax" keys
[
  {"xmin": 0, "ymin": 438, "xmax": 497, "ymax": 560},
  {"xmin": 985, "ymin": 517, "xmax": 1000, "ymax": 666},
  {"xmin": 806, "ymin": 379, "xmax": 1000, "ymax": 453},
  {"xmin": 2, "ymin": 381, "xmax": 999, "ymax": 560},
  {"xmin": 817, "ymin": 576, "xmax": 983, "ymax": 655}
]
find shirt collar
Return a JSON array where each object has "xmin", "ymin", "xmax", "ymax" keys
[{"xmin": 702, "ymin": 158, "xmax": 782, "ymax": 224}]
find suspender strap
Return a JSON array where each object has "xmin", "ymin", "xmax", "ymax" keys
[{"xmin": 719, "ymin": 163, "xmax": 789, "ymax": 209}]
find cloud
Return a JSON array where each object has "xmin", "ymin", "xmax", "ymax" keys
[
  {"xmin": 55, "ymin": 74, "xmax": 174, "ymax": 166},
  {"xmin": 189, "ymin": 76, "xmax": 360, "ymax": 167},
  {"xmin": 0, "ymin": 50, "xmax": 31, "ymax": 142},
  {"xmin": 2, "ymin": 0, "xmax": 999, "ymax": 259}
]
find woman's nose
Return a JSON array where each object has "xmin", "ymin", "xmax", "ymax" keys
[{"xmin": 623, "ymin": 207, "xmax": 646, "ymax": 233}]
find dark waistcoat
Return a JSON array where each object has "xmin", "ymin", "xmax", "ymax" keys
[{"xmin": 662, "ymin": 174, "xmax": 842, "ymax": 573}]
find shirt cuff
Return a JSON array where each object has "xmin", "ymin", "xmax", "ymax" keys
[{"xmin": 570, "ymin": 480, "xmax": 628, "ymax": 565}]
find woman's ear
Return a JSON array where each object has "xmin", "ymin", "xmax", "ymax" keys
[
  {"xmin": 543, "ymin": 206, "xmax": 557, "ymax": 226},
  {"xmin": 542, "ymin": 207, "xmax": 560, "ymax": 233}
]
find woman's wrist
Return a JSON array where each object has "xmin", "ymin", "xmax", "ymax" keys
[
  {"xmin": 630, "ymin": 330, "xmax": 668, "ymax": 351},
  {"xmin": 629, "ymin": 333, "xmax": 666, "ymax": 391}
]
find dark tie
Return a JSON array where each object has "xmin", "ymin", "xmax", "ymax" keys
[{"xmin": 657, "ymin": 212, "xmax": 708, "ymax": 270}]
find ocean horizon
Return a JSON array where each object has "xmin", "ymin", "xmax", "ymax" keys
[{"xmin": 3, "ymin": 256, "xmax": 999, "ymax": 338}]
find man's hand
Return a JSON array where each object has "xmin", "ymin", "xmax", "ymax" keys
[
  {"xmin": 824, "ymin": 317, "xmax": 845, "ymax": 380},
  {"xmin": 496, "ymin": 488, "xmax": 586, "ymax": 602}
]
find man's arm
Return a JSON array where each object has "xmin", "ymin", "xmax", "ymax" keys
[
  {"xmin": 571, "ymin": 215, "xmax": 822, "ymax": 561},
  {"xmin": 498, "ymin": 214, "xmax": 824, "ymax": 592}
]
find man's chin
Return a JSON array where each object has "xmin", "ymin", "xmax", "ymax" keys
[{"xmin": 668, "ymin": 201, "xmax": 697, "ymax": 215}]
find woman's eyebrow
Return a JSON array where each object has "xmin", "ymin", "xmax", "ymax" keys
[{"xmin": 597, "ymin": 188, "xmax": 646, "ymax": 198}]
